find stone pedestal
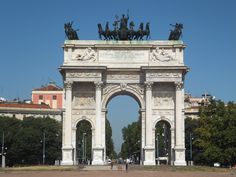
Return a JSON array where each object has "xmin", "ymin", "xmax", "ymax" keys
[
  {"xmin": 174, "ymin": 147, "xmax": 187, "ymax": 166},
  {"xmin": 61, "ymin": 145, "xmax": 73, "ymax": 165},
  {"xmin": 143, "ymin": 146, "xmax": 155, "ymax": 165},
  {"xmin": 92, "ymin": 147, "xmax": 104, "ymax": 165}
]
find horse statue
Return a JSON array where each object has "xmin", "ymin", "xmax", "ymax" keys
[
  {"xmin": 143, "ymin": 22, "xmax": 150, "ymax": 40},
  {"xmin": 98, "ymin": 23, "xmax": 110, "ymax": 40},
  {"xmin": 64, "ymin": 22, "xmax": 79, "ymax": 40},
  {"xmin": 97, "ymin": 14, "xmax": 151, "ymax": 41},
  {"xmin": 168, "ymin": 23, "xmax": 183, "ymax": 40},
  {"xmin": 128, "ymin": 21, "xmax": 135, "ymax": 40},
  {"xmin": 134, "ymin": 22, "xmax": 144, "ymax": 40}
]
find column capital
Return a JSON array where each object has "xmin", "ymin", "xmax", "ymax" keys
[
  {"xmin": 175, "ymin": 81, "xmax": 184, "ymax": 90},
  {"xmin": 64, "ymin": 81, "xmax": 73, "ymax": 90},
  {"xmin": 94, "ymin": 81, "xmax": 103, "ymax": 90},
  {"xmin": 144, "ymin": 81, "xmax": 153, "ymax": 90}
]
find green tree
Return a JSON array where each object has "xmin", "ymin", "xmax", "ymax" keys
[
  {"xmin": 0, "ymin": 116, "xmax": 62, "ymax": 166},
  {"xmin": 105, "ymin": 118, "xmax": 116, "ymax": 159},
  {"xmin": 185, "ymin": 117, "xmax": 200, "ymax": 163},
  {"xmin": 194, "ymin": 99, "xmax": 236, "ymax": 166},
  {"xmin": 120, "ymin": 117, "xmax": 141, "ymax": 162}
]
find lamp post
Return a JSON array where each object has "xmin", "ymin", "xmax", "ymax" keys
[
  {"xmin": 190, "ymin": 133, "xmax": 193, "ymax": 166},
  {"xmin": 1, "ymin": 131, "xmax": 6, "ymax": 168},
  {"xmin": 42, "ymin": 131, "xmax": 45, "ymax": 165},
  {"xmin": 156, "ymin": 133, "xmax": 160, "ymax": 165},
  {"xmin": 82, "ymin": 133, "xmax": 86, "ymax": 164}
]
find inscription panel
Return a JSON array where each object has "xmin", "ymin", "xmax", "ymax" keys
[{"xmin": 99, "ymin": 49, "xmax": 148, "ymax": 62}]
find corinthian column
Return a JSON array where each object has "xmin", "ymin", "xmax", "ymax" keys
[
  {"xmin": 92, "ymin": 81, "xmax": 104, "ymax": 165},
  {"xmin": 145, "ymin": 81, "xmax": 153, "ymax": 146},
  {"xmin": 95, "ymin": 81, "xmax": 103, "ymax": 146},
  {"xmin": 143, "ymin": 81, "xmax": 155, "ymax": 165},
  {"xmin": 61, "ymin": 80, "xmax": 73, "ymax": 165},
  {"xmin": 174, "ymin": 81, "xmax": 186, "ymax": 166}
]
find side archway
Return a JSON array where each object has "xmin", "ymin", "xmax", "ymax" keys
[
  {"xmin": 75, "ymin": 119, "xmax": 93, "ymax": 165},
  {"xmin": 154, "ymin": 119, "xmax": 172, "ymax": 165}
]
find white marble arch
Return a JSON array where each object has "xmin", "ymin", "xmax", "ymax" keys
[{"xmin": 60, "ymin": 40, "xmax": 188, "ymax": 166}]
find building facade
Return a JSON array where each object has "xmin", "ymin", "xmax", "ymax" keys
[{"xmin": 32, "ymin": 82, "xmax": 63, "ymax": 109}]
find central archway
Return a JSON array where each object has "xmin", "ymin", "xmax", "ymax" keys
[
  {"xmin": 106, "ymin": 94, "xmax": 141, "ymax": 163},
  {"xmin": 102, "ymin": 85, "xmax": 145, "ymax": 164}
]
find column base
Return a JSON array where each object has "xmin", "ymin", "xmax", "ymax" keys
[
  {"xmin": 143, "ymin": 160, "xmax": 156, "ymax": 165},
  {"xmin": 174, "ymin": 160, "xmax": 187, "ymax": 166},
  {"xmin": 143, "ymin": 146, "xmax": 155, "ymax": 165},
  {"xmin": 92, "ymin": 147, "xmax": 104, "ymax": 165},
  {"xmin": 61, "ymin": 145, "xmax": 74, "ymax": 166},
  {"xmin": 174, "ymin": 147, "xmax": 186, "ymax": 166},
  {"xmin": 61, "ymin": 160, "xmax": 74, "ymax": 166}
]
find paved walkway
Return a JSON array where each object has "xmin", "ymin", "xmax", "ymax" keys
[{"xmin": 82, "ymin": 165, "xmax": 126, "ymax": 171}]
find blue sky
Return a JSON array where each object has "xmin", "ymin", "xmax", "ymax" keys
[{"xmin": 0, "ymin": 0, "xmax": 236, "ymax": 152}]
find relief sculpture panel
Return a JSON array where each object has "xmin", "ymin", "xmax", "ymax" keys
[{"xmin": 153, "ymin": 92, "xmax": 174, "ymax": 109}]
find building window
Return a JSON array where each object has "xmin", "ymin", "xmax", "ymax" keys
[
  {"xmin": 53, "ymin": 95, "xmax": 57, "ymax": 100},
  {"xmin": 39, "ymin": 95, "xmax": 43, "ymax": 100}
]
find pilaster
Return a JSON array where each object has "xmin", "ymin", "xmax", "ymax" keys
[
  {"xmin": 144, "ymin": 81, "xmax": 155, "ymax": 165},
  {"xmin": 174, "ymin": 81, "xmax": 186, "ymax": 166},
  {"xmin": 61, "ymin": 81, "xmax": 73, "ymax": 165},
  {"xmin": 92, "ymin": 81, "xmax": 104, "ymax": 165}
]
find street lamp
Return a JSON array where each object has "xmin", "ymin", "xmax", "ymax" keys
[
  {"xmin": 41, "ymin": 131, "xmax": 46, "ymax": 165},
  {"xmin": 0, "ymin": 131, "xmax": 7, "ymax": 168},
  {"xmin": 156, "ymin": 133, "xmax": 160, "ymax": 165},
  {"xmin": 190, "ymin": 133, "xmax": 194, "ymax": 166},
  {"xmin": 82, "ymin": 133, "xmax": 86, "ymax": 164}
]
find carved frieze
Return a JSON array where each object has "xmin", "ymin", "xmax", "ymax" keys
[
  {"xmin": 107, "ymin": 73, "xmax": 139, "ymax": 80},
  {"xmin": 72, "ymin": 109, "xmax": 96, "ymax": 115},
  {"xmin": 147, "ymin": 72, "xmax": 181, "ymax": 78},
  {"xmin": 152, "ymin": 109, "xmax": 174, "ymax": 116},
  {"xmin": 150, "ymin": 47, "xmax": 175, "ymax": 62},
  {"xmin": 74, "ymin": 47, "xmax": 97, "ymax": 61},
  {"xmin": 67, "ymin": 72, "xmax": 101, "ymax": 78}
]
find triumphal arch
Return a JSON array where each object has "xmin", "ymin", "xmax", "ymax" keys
[{"xmin": 59, "ymin": 39, "xmax": 188, "ymax": 166}]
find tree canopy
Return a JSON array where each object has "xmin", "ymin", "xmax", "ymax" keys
[
  {"xmin": 186, "ymin": 99, "xmax": 236, "ymax": 166},
  {"xmin": 0, "ymin": 116, "xmax": 61, "ymax": 166}
]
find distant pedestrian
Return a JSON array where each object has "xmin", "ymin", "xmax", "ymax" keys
[
  {"xmin": 110, "ymin": 160, "xmax": 113, "ymax": 169},
  {"xmin": 125, "ymin": 159, "xmax": 129, "ymax": 172}
]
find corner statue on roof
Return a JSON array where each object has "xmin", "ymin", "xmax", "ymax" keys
[
  {"xmin": 168, "ymin": 23, "xmax": 183, "ymax": 40},
  {"xmin": 64, "ymin": 21, "xmax": 79, "ymax": 40}
]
